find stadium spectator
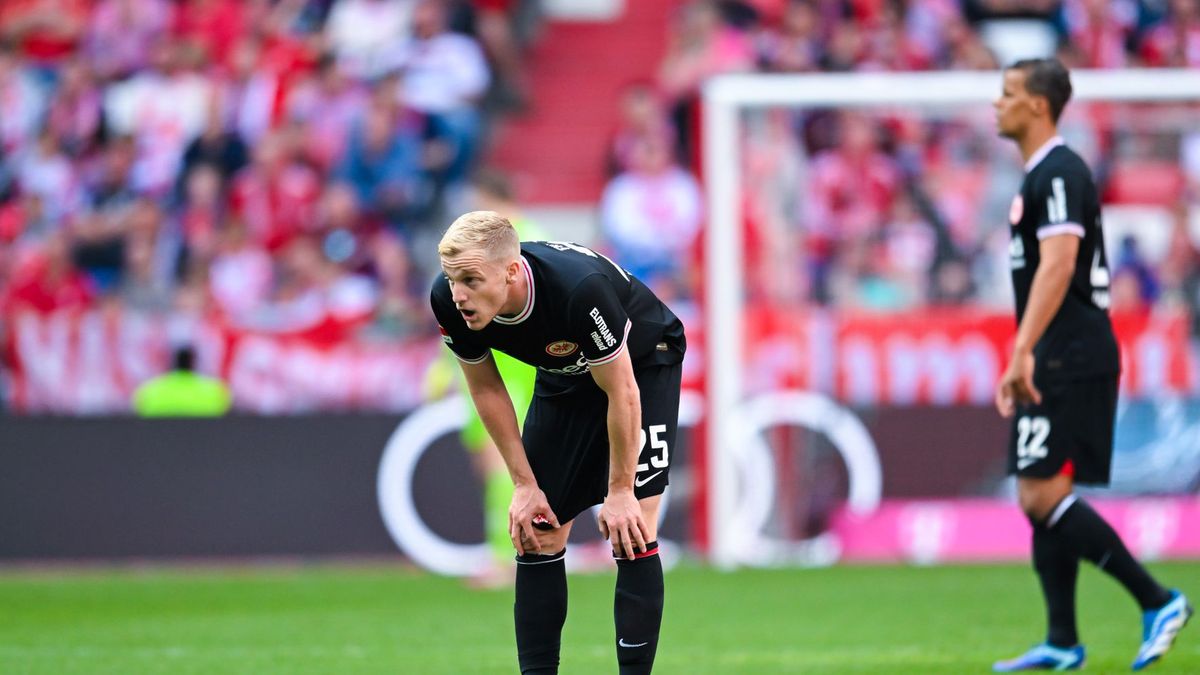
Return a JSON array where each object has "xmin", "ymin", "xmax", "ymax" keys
[
  {"xmin": 173, "ymin": 0, "xmax": 248, "ymax": 68},
  {"xmin": 245, "ymin": 234, "xmax": 376, "ymax": 332},
  {"xmin": 659, "ymin": 0, "xmax": 756, "ymax": 99},
  {"xmin": 392, "ymin": 0, "xmax": 490, "ymax": 195},
  {"xmin": 175, "ymin": 162, "xmax": 225, "ymax": 265},
  {"xmin": 757, "ymin": 0, "xmax": 822, "ymax": 73},
  {"xmin": 103, "ymin": 39, "xmax": 212, "ymax": 195},
  {"xmin": 286, "ymin": 54, "xmax": 368, "ymax": 172},
  {"xmin": 83, "ymin": 136, "xmax": 139, "ymax": 226},
  {"xmin": 599, "ymin": 134, "xmax": 702, "ymax": 290},
  {"xmin": 228, "ymin": 129, "xmax": 321, "ymax": 252},
  {"xmin": 2, "ymin": 231, "xmax": 95, "ymax": 314},
  {"xmin": 208, "ymin": 219, "xmax": 273, "ymax": 320},
  {"xmin": 43, "ymin": 58, "xmax": 102, "ymax": 158},
  {"xmin": 1138, "ymin": 0, "xmax": 1200, "ymax": 68},
  {"xmin": 118, "ymin": 199, "xmax": 175, "ymax": 313},
  {"xmin": 335, "ymin": 99, "xmax": 425, "ymax": 226},
  {"xmin": 85, "ymin": 0, "xmax": 173, "ymax": 81},
  {"xmin": 359, "ymin": 231, "xmax": 426, "ymax": 339},
  {"xmin": 218, "ymin": 37, "xmax": 281, "ymax": 147},
  {"xmin": 1061, "ymin": 0, "xmax": 1137, "ymax": 69},
  {"xmin": 0, "ymin": 0, "xmax": 90, "ymax": 74},
  {"xmin": 658, "ymin": 0, "xmax": 754, "ymax": 162},
  {"xmin": 0, "ymin": 44, "xmax": 46, "ymax": 158},
  {"xmin": 132, "ymin": 344, "xmax": 232, "ymax": 416},
  {"xmin": 1113, "ymin": 234, "xmax": 1161, "ymax": 306},
  {"xmin": 806, "ymin": 111, "xmax": 902, "ymax": 246},
  {"xmin": 469, "ymin": 167, "xmax": 542, "ymax": 239},
  {"xmin": 469, "ymin": 0, "xmax": 533, "ymax": 111},
  {"xmin": 325, "ymin": 0, "xmax": 414, "ymax": 80},
  {"xmin": 0, "ymin": 0, "xmax": 1196, "ymax": 417},
  {"xmin": 14, "ymin": 129, "xmax": 81, "ymax": 232},
  {"xmin": 606, "ymin": 82, "xmax": 677, "ymax": 177},
  {"xmin": 180, "ymin": 97, "xmax": 250, "ymax": 190}
]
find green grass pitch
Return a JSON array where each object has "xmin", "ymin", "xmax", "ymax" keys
[{"xmin": 1, "ymin": 561, "xmax": 1197, "ymax": 673}]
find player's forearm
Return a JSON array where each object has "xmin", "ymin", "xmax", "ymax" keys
[
  {"xmin": 605, "ymin": 382, "xmax": 642, "ymax": 492},
  {"xmin": 467, "ymin": 384, "xmax": 536, "ymax": 486},
  {"xmin": 1015, "ymin": 260, "xmax": 1073, "ymax": 354}
]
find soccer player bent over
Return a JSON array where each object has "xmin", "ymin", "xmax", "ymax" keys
[
  {"xmin": 430, "ymin": 211, "xmax": 686, "ymax": 674},
  {"xmin": 991, "ymin": 58, "xmax": 1191, "ymax": 672}
]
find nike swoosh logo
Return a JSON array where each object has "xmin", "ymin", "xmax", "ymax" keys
[
  {"xmin": 619, "ymin": 639, "xmax": 649, "ymax": 648},
  {"xmin": 1017, "ymin": 457, "xmax": 1037, "ymax": 470},
  {"xmin": 634, "ymin": 471, "xmax": 663, "ymax": 488}
]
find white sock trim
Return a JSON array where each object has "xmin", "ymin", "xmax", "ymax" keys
[
  {"xmin": 1047, "ymin": 494, "xmax": 1078, "ymax": 528},
  {"xmin": 516, "ymin": 549, "xmax": 566, "ymax": 565}
]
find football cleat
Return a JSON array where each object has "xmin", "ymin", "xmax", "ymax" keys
[
  {"xmin": 1132, "ymin": 589, "xmax": 1193, "ymax": 671},
  {"xmin": 993, "ymin": 643, "xmax": 1085, "ymax": 671}
]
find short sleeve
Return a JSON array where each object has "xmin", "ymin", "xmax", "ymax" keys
[
  {"xmin": 429, "ymin": 278, "xmax": 489, "ymax": 364},
  {"xmin": 567, "ymin": 274, "xmax": 631, "ymax": 367},
  {"xmin": 1032, "ymin": 170, "xmax": 1088, "ymax": 240}
]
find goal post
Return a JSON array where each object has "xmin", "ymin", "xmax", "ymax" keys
[{"xmin": 702, "ymin": 69, "xmax": 1200, "ymax": 569}]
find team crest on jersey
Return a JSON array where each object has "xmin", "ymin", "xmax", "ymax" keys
[
  {"xmin": 438, "ymin": 326, "xmax": 453, "ymax": 344},
  {"xmin": 545, "ymin": 340, "xmax": 578, "ymax": 357},
  {"xmin": 1009, "ymin": 195, "xmax": 1024, "ymax": 225}
]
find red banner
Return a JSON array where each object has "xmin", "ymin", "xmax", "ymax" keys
[
  {"xmin": 2, "ymin": 307, "xmax": 1194, "ymax": 413},
  {"xmin": 3, "ymin": 310, "xmax": 440, "ymax": 414},
  {"xmin": 727, "ymin": 307, "xmax": 1194, "ymax": 405}
]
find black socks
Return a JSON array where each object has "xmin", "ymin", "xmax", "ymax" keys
[
  {"xmin": 614, "ymin": 541, "xmax": 664, "ymax": 675},
  {"xmin": 513, "ymin": 542, "xmax": 666, "ymax": 675},
  {"xmin": 1032, "ymin": 519, "xmax": 1080, "ymax": 647},
  {"xmin": 514, "ymin": 549, "xmax": 567, "ymax": 675},
  {"xmin": 1050, "ymin": 496, "xmax": 1172, "ymax": 611}
]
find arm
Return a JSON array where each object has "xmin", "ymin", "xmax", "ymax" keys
[
  {"xmin": 589, "ymin": 348, "xmax": 650, "ymax": 559},
  {"xmin": 996, "ymin": 234, "xmax": 1079, "ymax": 416},
  {"xmin": 459, "ymin": 355, "xmax": 557, "ymax": 554}
]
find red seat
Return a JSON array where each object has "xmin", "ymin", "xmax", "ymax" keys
[{"xmin": 1104, "ymin": 161, "xmax": 1185, "ymax": 206}]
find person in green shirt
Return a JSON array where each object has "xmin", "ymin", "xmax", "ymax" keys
[
  {"xmin": 428, "ymin": 169, "xmax": 545, "ymax": 587},
  {"xmin": 133, "ymin": 346, "xmax": 232, "ymax": 417}
]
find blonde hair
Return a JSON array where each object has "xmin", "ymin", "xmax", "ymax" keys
[{"xmin": 438, "ymin": 210, "xmax": 520, "ymax": 262}]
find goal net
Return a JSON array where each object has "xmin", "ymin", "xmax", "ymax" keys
[{"xmin": 700, "ymin": 69, "xmax": 1200, "ymax": 568}]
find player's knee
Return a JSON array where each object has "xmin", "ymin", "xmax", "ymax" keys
[
  {"xmin": 522, "ymin": 524, "xmax": 569, "ymax": 553},
  {"xmin": 1017, "ymin": 489, "xmax": 1047, "ymax": 521},
  {"xmin": 1017, "ymin": 481, "xmax": 1070, "ymax": 523}
]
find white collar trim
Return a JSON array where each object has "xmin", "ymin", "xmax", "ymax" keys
[
  {"xmin": 493, "ymin": 256, "xmax": 534, "ymax": 325},
  {"xmin": 1025, "ymin": 136, "xmax": 1065, "ymax": 172}
]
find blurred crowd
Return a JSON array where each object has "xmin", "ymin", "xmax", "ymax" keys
[
  {"xmin": 0, "ymin": 0, "xmax": 538, "ymax": 342},
  {"xmin": 598, "ymin": 0, "xmax": 1200, "ymax": 316},
  {"xmin": 2, "ymin": 0, "xmax": 1200, "ymax": 356}
]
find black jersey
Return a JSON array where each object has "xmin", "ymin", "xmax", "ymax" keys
[
  {"xmin": 431, "ymin": 241, "xmax": 687, "ymax": 395},
  {"xmin": 1008, "ymin": 138, "xmax": 1119, "ymax": 379}
]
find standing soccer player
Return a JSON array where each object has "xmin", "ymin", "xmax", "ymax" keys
[
  {"xmin": 430, "ymin": 211, "xmax": 685, "ymax": 674},
  {"xmin": 991, "ymin": 58, "xmax": 1192, "ymax": 672}
]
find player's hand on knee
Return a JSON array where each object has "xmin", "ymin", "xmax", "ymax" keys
[
  {"xmin": 598, "ymin": 489, "xmax": 649, "ymax": 560},
  {"xmin": 508, "ymin": 483, "xmax": 559, "ymax": 556}
]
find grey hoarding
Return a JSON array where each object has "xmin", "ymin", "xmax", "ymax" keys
[{"xmin": 0, "ymin": 407, "xmax": 1031, "ymax": 562}]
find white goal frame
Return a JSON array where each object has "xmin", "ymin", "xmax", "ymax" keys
[{"xmin": 702, "ymin": 69, "xmax": 1200, "ymax": 569}]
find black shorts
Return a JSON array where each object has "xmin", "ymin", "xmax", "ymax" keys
[
  {"xmin": 1006, "ymin": 375, "xmax": 1118, "ymax": 485},
  {"xmin": 522, "ymin": 362, "xmax": 681, "ymax": 525}
]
